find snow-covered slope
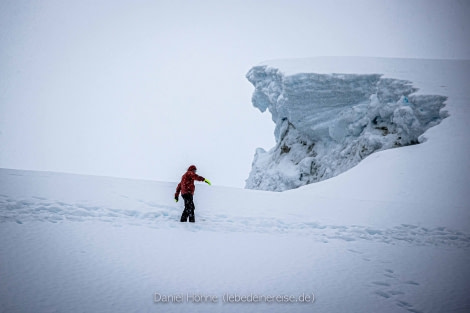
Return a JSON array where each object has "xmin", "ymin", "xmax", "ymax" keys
[
  {"xmin": 1, "ymin": 166, "xmax": 470, "ymax": 313},
  {"xmin": 245, "ymin": 57, "xmax": 458, "ymax": 191},
  {"xmin": 1, "ymin": 57, "xmax": 470, "ymax": 313}
]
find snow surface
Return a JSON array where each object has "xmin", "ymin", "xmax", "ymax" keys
[
  {"xmin": 1, "ymin": 57, "xmax": 470, "ymax": 313},
  {"xmin": 245, "ymin": 57, "xmax": 460, "ymax": 191}
]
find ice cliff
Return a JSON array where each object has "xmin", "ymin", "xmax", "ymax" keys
[{"xmin": 245, "ymin": 58, "xmax": 448, "ymax": 191}]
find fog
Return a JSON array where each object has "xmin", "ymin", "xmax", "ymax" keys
[{"xmin": 1, "ymin": 0, "xmax": 469, "ymax": 187}]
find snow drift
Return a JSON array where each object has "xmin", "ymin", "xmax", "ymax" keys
[{"xmin": 245, "ymin": 58, "xmax": 448, "ymax": 191}]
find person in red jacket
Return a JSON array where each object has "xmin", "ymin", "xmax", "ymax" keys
[{"xmin": 175, "ymin": 165, "xmax": 211, "ymax": 222}]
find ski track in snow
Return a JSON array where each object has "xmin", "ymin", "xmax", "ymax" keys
[{"xmin": 1, "ymin": 193, "xmax": 469, "ymax": 250}]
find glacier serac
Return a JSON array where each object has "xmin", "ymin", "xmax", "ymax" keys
[{"xmin": 245, "ymin": 57, "xmax": 448, "ymax": 191}]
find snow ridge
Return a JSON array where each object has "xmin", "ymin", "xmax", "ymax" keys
[{"xmin": 245, "ymin": 65, "xmax": 448, "ymax": 191}]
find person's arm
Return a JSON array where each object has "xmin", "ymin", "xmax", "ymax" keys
[
  {"xmin": 192, "ymin": 173, "xmax": 211, "ymax": 185},
  {"xmin": 174, "ymin": 183, "xmax": 181, "ymax": 202}
]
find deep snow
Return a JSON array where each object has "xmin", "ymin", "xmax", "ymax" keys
[
  {"xmin": 1, "ymin": 57, "xmax": 470, "ymax": 313},
  {"xmin": 1, "ymin": 168, "xmax": 469, "ymax": 313}
]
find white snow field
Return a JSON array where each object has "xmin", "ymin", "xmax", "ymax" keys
[{"xmin": 1, "ymin": 57, "xmax": 470, "ymax": 313}]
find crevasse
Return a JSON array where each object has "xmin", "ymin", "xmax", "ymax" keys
[{"xmin": 245, "ymin": 65, "xmax": 448, "ymax": 192}]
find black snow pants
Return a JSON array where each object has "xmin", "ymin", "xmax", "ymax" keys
[{"xmin": 180, "ymin": 193, "xmax": 196, "ymax": 222}]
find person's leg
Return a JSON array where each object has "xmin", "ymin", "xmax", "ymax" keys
[
  {"xmin": 180, "ymin": 194, "xmax": 191, "ymax": 222},
  {"xmin": 180, "ymin": 208, "xmax": 188, "ymax": 222},
  {"xmin": 188, "ymin": 204, "xmax": 195, "ymax": 223},
  {"xmin": 183, "ymin": 194, "xmax": 196, "ymax": 223}
]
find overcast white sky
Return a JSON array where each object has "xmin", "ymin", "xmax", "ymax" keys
[{"xmin": 1, "ymin": 0, "xmax": 469, "ymax": 188}]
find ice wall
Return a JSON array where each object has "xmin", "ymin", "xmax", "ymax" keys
[{"xmin": 245, "ymin": 65, "xmax": 448, "ymax": 191}]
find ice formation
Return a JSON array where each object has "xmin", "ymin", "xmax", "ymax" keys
[{"xmin": 245, "ymin": 64, "xmax": 448, "ymax": 191}]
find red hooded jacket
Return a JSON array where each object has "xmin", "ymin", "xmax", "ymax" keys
[{"xmin": 175, "ymin": 165, "xmax": 205, "ymax": 196}]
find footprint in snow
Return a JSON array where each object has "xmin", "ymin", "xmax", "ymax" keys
[
  {"xmin": 374, "ymin": 290, "xmax": 391, "ymax": 299},
  {"xmin": 403, "ymin": 280, "xmax": 420, "ymax": 286},
  {"xmin": 396, "ymin": 300, "xmax": 413, "ymax": 308},
  {"xmin": 383, "ymin": 269, "xmax": 396, "ymax": 278},
  {"xmin": 396, "ymin": 300, "xmax": 424, "ymax": 313},
  {"xmin": 32, "ymin": 196, "xmax": 48, "ymax": 200},
  {"xmin": 389, "ymin": 290, "xmax": 404, "ymax": 296},
  {"xmin": 347, "ymin": 249, "xmax": 364, "ymax": 254},
  {"xmin": 372, "ymin": 281, "xmax": 391, "ymax": 287}
]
